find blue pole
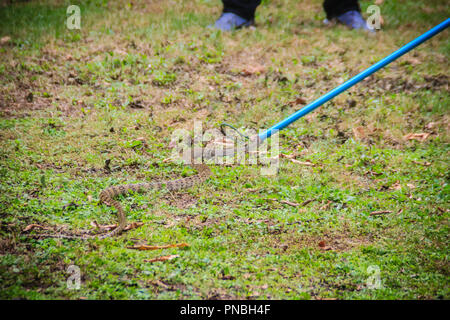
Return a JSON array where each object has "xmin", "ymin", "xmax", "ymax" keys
[{"xmin": 258, "ymin": 18, "xmax": 450, "ymax": 141}]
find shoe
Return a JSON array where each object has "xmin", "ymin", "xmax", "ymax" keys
[
  {"xmin": 212, "ymin": 12, "xmax": 254, "ymax": 31},
  {"xmin": 323, "ymin": 18, "xmax": 336, "ymax": 27},
  {"xmin": 336, "ymin": 10, "xmax": 372, "ymax": 31}
]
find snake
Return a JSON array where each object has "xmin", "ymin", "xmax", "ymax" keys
[
  {"xmin": 27, "ymin": 136, "xmax": 253, "ymax": 240},
  {"xmin": 28, "ymin": 163, "xmax": 211, "ymax": 240},
  {"xmin": 97, "ymin": 163, "xmax": 211, "ymax": 239}
]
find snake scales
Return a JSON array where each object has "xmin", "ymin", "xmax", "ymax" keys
[
  {"xmin": 31, "ymin": 163, "xmax": 211, "ymax": 240},
  {"xmin": 29, "ymin": 138, "xmax": 249, "ymax": 240},
  {"xmin": 97, "ymin": 163, "xmax": 211, "ymax": 239}
]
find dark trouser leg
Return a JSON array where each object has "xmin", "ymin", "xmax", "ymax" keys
[
  {"xmin": 222, "ymin": 0, "xmax": 261, "ymax": 20},
  {"xmin": 323, "ymin": 0, "xmax": 360, "ymax": 20}
]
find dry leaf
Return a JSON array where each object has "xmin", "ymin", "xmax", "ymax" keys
[
  {"xmin": 437, "ymin": 207, "xmax": 447, "ymax": 214},
  {"xmin": 412, "ymin": 160, "xmax": 431, "ymax": 166},
  {"xmin": 300, "ymin": 199, "xmax": 316, "ymax": 206},
  {"xmin": 92, "ymin": 223, "xmax": 117, "ymax": 230},
  {"xmin": 127, "ymin": 242, "xmax": 189, "ymax": 251},
  {"xmin": 280, "ymin": 200, "xmax": 300, "ymax": 207},
  {"xmin": 163, "ymin": 220, "xmax": 178, "ymax": 229},
  {"xmin": 390, "ymin": 181, "xmax": 401, "ymax": 190},
  {"xmin": 352, "ymin": 126, "xmax": 367, "ymax": 140},
  {"xmin": 0, "ymin": 36, "xmax": 11, "ymax": 45},
  {"xmin": 289, "ymin": 97, "xmax": 307, "ymax": 106},
  {"xmin": 113, "ymin": 48, "xmax": 128, "ymax": 56},
  {"xmin": 102, "ymin": 224, "xmax": 118, "ymax": 230},
  {"xmin": 425, "ymin": 122, "xmax": 437, "ymax": 130},
  {"xmin": 241, "ymin": 64, "xmax": 265, "ymax": 76},
  {"xmin": 403, "ymin": 132, "xmax": 430, "ymax": 142},
  {"xmin": 405, "ymin": 57, "xmax": 421, "ymax": 66},
  {"xmin": 370, "ymin": 210, "xmax": 393, "ymax": 216},
  {"xmin": 151, "ymin": 279, "xmax": 169, "ymax": 289},
  {"xmin": 90, "ymin": 221, "xmax": 101, "ymax": 229},
  {"xmin": 144, "ymin": 254, "xmax": 180, "ymax": 263},
  {"xmin": 289, "ymin": 159, "xmax": 315, "ymax": 166},
  {"xmin": 91, "ymin": 221, "xmax": 143, "ymax": 231},
  {"xmin": 318, "ymin": 241, "xmax": 331, "ymax": 251},
  {"xmin": 365, "ymin": 170, "xmax": 383, "ymax": 177},
  {"xmin": 280, "ymin": 153, "xmax": 296, "ymax": 159},
  {"xmin": 23, "ymin": 224, "xmax": 49, "ymax": 232},
  {"xmin": 123, "ymin": 222, "xmax": 144, "ymax": 231},
  {"xmin": 304, "ymin": 113, "xmax": 317, "ymax": 123},
  {"xmin": 320, "ymin": 200, "xmax": 332, "ymax": 210}
]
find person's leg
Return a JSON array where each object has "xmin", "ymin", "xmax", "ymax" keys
[
  {"xmin": 323, "ymin": 0, "xmax": 371, "ymax": 30},
  {"xmin": 323, "ymin": 0, "xmax": 360, "ymax": 20},
  {"xmin": 213, "ymin": 0, "xmax": 261, "ymax": 31},
  {"xmin": 222, "ymin": 0, "xmax": 261, "ymax": 21}
]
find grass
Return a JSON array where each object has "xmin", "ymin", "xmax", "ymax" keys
[{"xmin": 0, "ymin": 0, "xmax": 449, "ymax": 299}]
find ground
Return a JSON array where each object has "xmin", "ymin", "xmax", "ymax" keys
[{"xmin": 0, "ymin": 0, "xmax": 449, "ymax": 299}]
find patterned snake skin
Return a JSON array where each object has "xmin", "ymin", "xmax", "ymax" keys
[
  {"xmin": 29, "ymin": 140, "xmax": 249, "ymax": 240},
  {"xmin": 32, "ymin": 163, "xmax": 211, "ymax": 240},
  {"xmin": 97, "ymin": 163, "xmax": 211, "ymax": 239}
]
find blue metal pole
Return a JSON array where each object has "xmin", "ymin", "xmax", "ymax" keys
[{"xmin": 258, "ymin": 18, "xmax": 450, "ymax": 141}]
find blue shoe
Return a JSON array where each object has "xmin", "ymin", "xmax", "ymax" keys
[
  {"xmin": 212, "ymin": 12, "xmax": 254, "ymax": 31},
  {"xmin": 337, "ymin": 10, "xmax": 372, "ymax": 31}
]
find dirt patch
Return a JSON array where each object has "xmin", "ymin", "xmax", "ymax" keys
[
  {"xmin": 148, "ymin": 279, "xmax": 188, "ymax": 292},
  {"xmin": 34, "ymin": 161, "xmax": 69, "ymax": 173},
  {"xmin": 186, "ymin": 215, "xmax": 225, "ymax": 232},
  {"xmin": 162, "ymin": 192, "xmax": 199, "ymax": 209},
  {"xmin": 0, "ymin": 236, "xmax": 25, "ymax": 255},
  {"xmin": 207, "ymin": 288, "xmax": 239, "ymax": 300},
  {"xmin": 0, "ymin": 86, "xmax": 79, "ymax": 118},
  {"xmin": 361, "ymin": 74, "xmax": 449, "ymax": 94},
  {"xmin": 274, "ymin": 228, "xmax": 373, "ymax": 252},
  {"xmin": 0, "ymin": 90, "xmax": 48, "ymax": 117},
  {"xmin": 158, "ymin": 212, "xmax": 226, "ymax": 232}
]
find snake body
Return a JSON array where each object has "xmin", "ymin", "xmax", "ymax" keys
[
  {"xmin": 97, "ymin": 163, "xmax": 211, "ymax": 239},
  {"xmin": 31, "ymin": 163, "xmax": 211, "ymax": 240},
  {"xmin": 29, "ymin": 142, "xmax": 245, "ymax": 240}
]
